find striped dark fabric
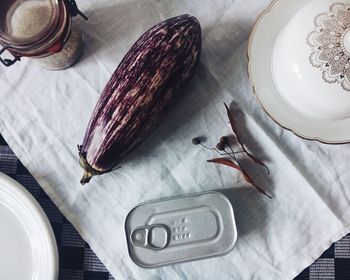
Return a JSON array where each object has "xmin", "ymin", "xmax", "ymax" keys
[{"xmin": 0, "ymin": 133, "xmax": 349, "ymax": 280}]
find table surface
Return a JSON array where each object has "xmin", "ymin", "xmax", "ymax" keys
[{"xmin": 0, "ymin": 133, "xmax": 348, "ymax": 280}]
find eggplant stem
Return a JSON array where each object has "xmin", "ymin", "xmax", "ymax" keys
[
  {"xmin": 81, "ymin": 171, "xmax": 93, "ymax": 185},
  {"xmin": 79, "ymin": 152, "xmax": 102, "ymax": 185},
  {"xmin": 78, "ymin": 150, "xmax": 121, "ymax": 185}
]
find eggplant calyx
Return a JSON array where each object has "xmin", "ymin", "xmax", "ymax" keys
[
  {"xmin": 80, "ymin": 170, "xmax": 94, "ymax": 185},
  {"xmin": 79, "ymin": 152, "xmax": 104, "ymax": 185},
  {"xmin": 78, "ymin": 150, "xmax": 121, "ymax": 185}
]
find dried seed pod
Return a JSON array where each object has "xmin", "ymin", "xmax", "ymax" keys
[
  {"xmin": 216, "ymin": 142, "xmax": 225, "ymax": 151},
  {"xmin": 219, "ymin": 136, "xmax": 229, "ymax": 145},
  {"xmin": 192, "ymin": 137, "xmax": 201, "ymax": 145}
]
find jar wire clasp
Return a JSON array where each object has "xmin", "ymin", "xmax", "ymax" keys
[
  {"xmin": 0, "ymin": 46, "xmax": 21, "ymax": 67},
  {"xmin": 64, "ymin": 0, "xmax": 88, "ymax": 20}
]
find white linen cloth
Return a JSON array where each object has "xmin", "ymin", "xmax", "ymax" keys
[{"xmin": 1, "ymin": 0, "xmax": 350, "ymax": 279}]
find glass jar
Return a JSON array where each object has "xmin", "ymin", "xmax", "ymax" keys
[{"xmin": 0, "ymin": 0, "xmax": 87, "ymax": 70}]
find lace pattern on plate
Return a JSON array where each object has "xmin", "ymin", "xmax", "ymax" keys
[{"xmin": 307, "ymin": 3, "xmax": 350, "ymax": 91}]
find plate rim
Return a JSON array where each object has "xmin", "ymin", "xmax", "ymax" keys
[
  {"xmin": 247, "ymin": 0, "xmax": 350, "ymax": 144},
  {"xmin": 0, "ymin": 172, "xmax": 59, "ymax": 280}
]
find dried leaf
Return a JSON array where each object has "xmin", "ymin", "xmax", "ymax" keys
[
  {"xmin": 207, "ymin": 158, "xmax": 241, "ymax": 172},
  {"xmin": 208, "ymin": 157, "xmax": 272, "ymax": 198},
  {"xmin": 242, "ymin": 145, "xmax": 270, "ymax": 175},
  {"xmin": 238, "ymin": 163, "xmax": 272, "ymax": 198},
  {"xmin": 224, "ymin": 103, "xmax": 239, "ymax": 138},
  {"xmin": 224, "ymin": 103, "xmax": 270, "ymax": 175}
]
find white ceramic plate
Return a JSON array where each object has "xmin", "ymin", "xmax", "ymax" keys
[
  {"xmin": 0, "ymin": 172, "xmax": 58, "ymax": 280},
  {"xmin": 248, "ymin": 0, "xmax": 350, "ymax": 143}
]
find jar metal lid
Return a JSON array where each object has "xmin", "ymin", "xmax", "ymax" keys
[{"xmin": 0, "ymin": 0, "xmax": 60, "ymax": 47}]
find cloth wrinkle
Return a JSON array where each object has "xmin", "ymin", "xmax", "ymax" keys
[{"xmin": 1, "ymin": 1, "xmax": 350, "ymax": 279}]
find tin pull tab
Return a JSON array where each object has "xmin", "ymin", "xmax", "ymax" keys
[
  {"xmin": 149, "ymin": 226, "xmax": 168, "ymax": 249},
  {"xmin": 131, "ymin": 225, "xmax": 169, "ymax": 250}
]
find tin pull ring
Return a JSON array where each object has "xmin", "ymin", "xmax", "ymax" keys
[
  {"xmin": 131, "ymin": 225, "xmax": 169, "ymax": 250},
  {"xmin": 0, "ymin": 46, "xmax": 21, "ymax": 67}
]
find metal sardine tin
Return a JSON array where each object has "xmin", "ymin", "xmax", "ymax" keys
[{"xmin": 125, "ymin": 191, "xmax": 237, "ymax": 268}]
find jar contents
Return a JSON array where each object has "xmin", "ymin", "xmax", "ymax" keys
[
  {"xmin": 35, "ymin": 28, "xmax": 84, "ymax": 70},
  {"xmin": 7, "ymin": 1, "xmax": 52, "ymax": 39},
  {"xmin": 5, "ymin": 0, "xmax": 84, "ymax": 70}
]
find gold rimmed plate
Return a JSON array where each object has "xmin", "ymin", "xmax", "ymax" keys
[{"xmin": 248, "ymin": 0, "xmax": 350, "ymax": 143}]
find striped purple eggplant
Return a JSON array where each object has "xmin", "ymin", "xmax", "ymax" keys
[{"xmin": 78, "ymin": 14, "xmax": 201, "ymax": 184}]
